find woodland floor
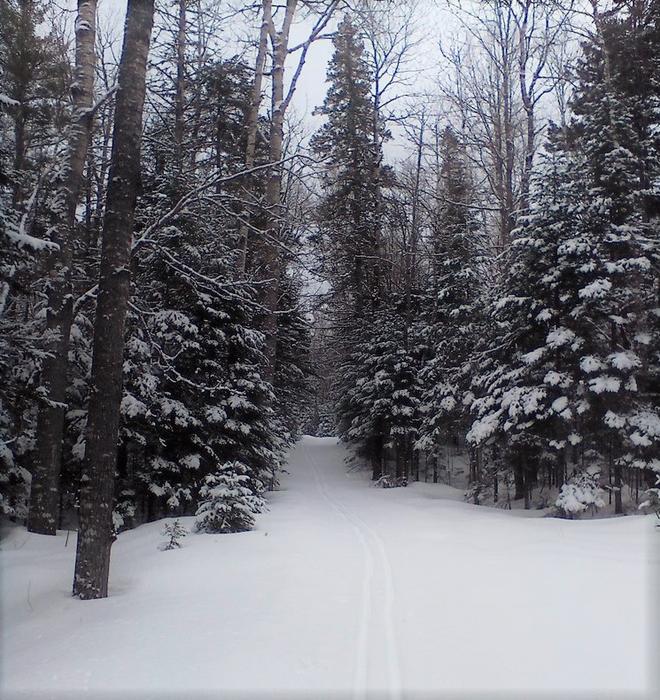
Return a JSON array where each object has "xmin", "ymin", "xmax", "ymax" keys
[{"xmin": 1, "ymin": 436, "xmax": 658, "ymax": 699}]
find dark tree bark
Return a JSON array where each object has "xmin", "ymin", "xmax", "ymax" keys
[
  {"xmin": 370, "ymin": 434, "xmax": 383, "ymax": 481},
  {"xmin": 73, "ymin": 0, "xmax": 154, "ymax": 600},
  {"xmin": 28, "ymin": 0, "xmax": 98, "ymax": 536},
  {"xmin": 614, "ymin": 457, "xmax": 623, "ymax": 515},
  {"xmin": 12, "ymin": 107, "xmax": 26, "ymax": 206},
  {"xmin": 513, "ymin": 452, "xmax": 525, "ymax": 501}
]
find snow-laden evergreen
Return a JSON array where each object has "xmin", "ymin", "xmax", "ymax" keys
[
  {"xmin": 466, "ymin": 4, "xmax": 660, "ymax": 511},
  {"xmin": 335, "ymin": 305, "xmax": 424, "ymax": 479},
  {"xmin": 417, "ymin": 127, "xmax": 483, "ymax": 458},
  {"xmin": 195, "ymin": 460, "xmax": 266, "ymax": 533}
]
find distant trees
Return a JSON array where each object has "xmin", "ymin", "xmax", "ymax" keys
[
  {"xmin": 417, "ymin": 127, "xmax": 482, "ymax": 460},
  {"xmin": 312, "ymin": 1, "xmax": 659, "ymax": 513},
  {"xmin": 1, "ymin": 0, "xmax": 69, "ymax": 521},
  {"xmin": 312, "ymin": 17, "xmax": 385, "ymax": 317},
  {"xmin": 439, "ymin": 0, "xmax": 574, "ymax": 251},
  {"xmin": 312, "ymin": 17, "xmax": 395, "ymax": 478}
]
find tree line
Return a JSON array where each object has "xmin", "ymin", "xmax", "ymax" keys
[{"xmin": 309, "ymin": 1, "xmax": 659, "ymax": 517}]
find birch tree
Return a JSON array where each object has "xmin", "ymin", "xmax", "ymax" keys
[{"xmin": 259, "ymin": 0, "xmax": 338, "ymax": 379}]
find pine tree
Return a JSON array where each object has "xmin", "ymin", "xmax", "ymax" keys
[
  {"xmin": 273, "ymin": 274, "xmax": 313, "ymax": 442},
  {"xmin": 467, "ymin": 2, "xmax": 660, "ymax": 511},
  {"xmin": 0, "ymin": 0, "xmax": 69, "ymax": 523},
  {"xmin": 336, "ymin": 304, "xmax": 423, "ymax": 480},
  {"xmin": 195, "ymin": 460, "xmax": 266, "ymax": 533},
  {"xmin": 417, "ymin": 127, "xmax": 483, "ymax": 459},
  {"xmin": 159, "ymin": 518, "xmax": 188, "ymax": 550},
  {"xmin": 312, "ymin": 16, "xmax": 394, "ymax": 475},
  {"xmin": 311, "ymin": 16, "xmax": 385, "ymax": 317},
  {"xmin": 118, "ymin": 46, "xmax": 284, "ymax": 519},
  {"xmin": 0, "ymin": 0, "xmax": 69, "ymax": 204},
  {"xmin": 467, "ymin": 143, "xmax": 587, "ymax": 506}
]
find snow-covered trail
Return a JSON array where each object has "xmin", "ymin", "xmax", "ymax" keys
[{"xmin": 1, "ymin": 437, "xmax": 658, "ymax": 698}]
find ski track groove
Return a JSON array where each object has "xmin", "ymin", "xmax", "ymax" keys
[
  {"xmin": 348, "ymin": 505, "xmax": 402, "ymax": 700},
  {"xmin": 309, "ymin": 446, "xmax": 372, "ymax": 699},
  {"xmin": 307, "ymin": 444, "xmax": 402, "ymax": 700}
]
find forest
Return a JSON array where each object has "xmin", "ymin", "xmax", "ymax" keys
[{"xmin": 0, "ymin": 0, "xmax": 659, "ymax": 608}]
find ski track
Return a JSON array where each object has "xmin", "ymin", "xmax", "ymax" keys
[
  {"xmin": 350, "ymin": 506, "xmax": 402, "ymax": 700},
  {"xmin": 307, "ymin": 443, "xmax": 402, "ymax": 700},
  {"xmin": 308, "ymin": 444, "xmax": 373, "ymax": 699}
]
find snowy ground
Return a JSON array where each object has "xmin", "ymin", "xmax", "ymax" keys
[{"xmin": 2, "ymin": 436, "xmax": 658, "ymax": 699}]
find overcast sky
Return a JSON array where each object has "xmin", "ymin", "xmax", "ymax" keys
[{"xmin": 59, "ymin": 0, "xmax": 447, "ymax": 163}]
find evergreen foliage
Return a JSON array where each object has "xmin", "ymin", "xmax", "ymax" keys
[
  {"xmin": 195, "ymin": 461, "xmax": 266, "ymax": 533},
  {"xmin": 159, "ymin": 519, "xmax": 188, "ymax": 550},
  {"xmin": 417, "ymin": 127, "xmax": 483, "ymax": 456},
  {"xmin": 311, "ymin": 16, "xmax": 387, "ymax": 315},
  {"xmin": 467, "ymin": 4, "xmax": 660, "ymax": 509}
]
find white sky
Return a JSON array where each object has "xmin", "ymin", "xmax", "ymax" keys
[{"xmin": 56, "ymin": 0, "xmax": 447, "ymax": 164}]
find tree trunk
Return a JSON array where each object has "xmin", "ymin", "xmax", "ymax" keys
[
  {"xmin": 371, "ymin": 434, "xmax": 383, "ymax": 481},
  {"xmin": 513, "ymin": 452, "xmax": 525, "ymax": 501},
  {"xmin": 404, "ymin": 113, "xmax": 424, "ymax": 346},
  {"xmin": 259, "ymin": 1, "xmax": 297, "ymax": 381},
  {"xmin": 28, "ymin": 0, "xmax": 97, "ymax": 536},
  {"xmin": 236, "ymin": 0, "xmax": 271, "ymax": 277},
  {"xmin": 12, "ymin": 106, "xmax": 26, "ymax": 206},
  {"xmin": 502, "ymin": 54, "xmax": 516, "ymax": 248},
  {"xmin": 173, "ymin": 0, "xmax": 186, "ymax": 191},
  {"xmin": 523, "ymin": 462, "xmax": 532, "ymax": 510},
  {"xmin": 614, "ymin": 460, "xmax": 623, "ymax": 515},
  {"xmin": 73, "ymin": 0, "xmax": 154, "ymax": 600},
  {"xmin": 517, "ymin": 0, "xmax": 536, "ymax": 213}
]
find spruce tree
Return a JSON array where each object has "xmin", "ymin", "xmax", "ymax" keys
[
  {"xmin": 312, "ymin": 16, "xmax": 394, "ymax": 474},
  {"xmin": 195, "ymin": 460, "xmax": 266, "ymax": 534},
  {"xmin": 417, "ymin": 127, "xmax": 482, "ymax": 459},
  {"xmin": 311, "ymin": 16, "xmax": 385, "ymax": 317},
  {"xmin": 467, "ymin": 2, "xmax": 660, "ymax": 511}
]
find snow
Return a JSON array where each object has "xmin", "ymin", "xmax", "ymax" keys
[
  {"xmin": 579, "ymin": 278, "xmax": 612, "ymax": 299},
  {"xmin": 604, "ymin": 410, "xmax": 626, "ymax": 429},
  {"xmin": 580, "ymin": 354, "xmax": 606, "ymax": 373},
  {"xmin": 0, "ymin": 93, "xmax": 19, "ymax": 107},
  {"xmin": 551, "ymin": 395, "xmax": 571, "ymax": 417},
  {"xmin": 119, "ymin": 393, "xmax": 147, "ymax": 418},
  {"xmin": 543, "ymin": 369, "xmax": 570, "ymax": 386},
  {"xmin": 1, "ymin": 436, "xmax": 657, "ymax": 697},
  {"xmin": 555, "ymin": 470, "xmax": 606, "ymax": 515},
  {"xmin": 546, "ymin": 326, "xmax": 577, "ymax": 348},
  {"xmin": 3, "ymin": 224, "xmax": 59, "ymax": 252},
  {"xmin": 467, "ymin": 411, "xmax": 500, "ymax": 444},
  {"xmin": 589, "ymin": 375, "xmax": 622, "ymax": 393},
  {"xmin": 609, "ymin": 350, "xmax": 641, "ymax": 370}
]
